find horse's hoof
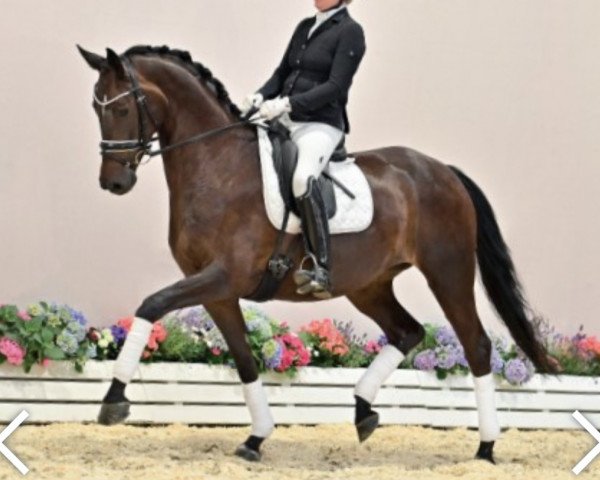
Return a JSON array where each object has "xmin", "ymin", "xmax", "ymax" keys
[
  {"xmin": 475, "ymin": 441, "xmax": 496, "ymax": 464},
  {"xmin": 97, "ymin": 402, "xmax": 130, "ymax": 426},
  {"xmin": 234, "ymin": 443, "xmax": 261, "ymax": 462},
  {"xmin": 356, "ymin": 411, "xmax": 379, "ymax": 443}
]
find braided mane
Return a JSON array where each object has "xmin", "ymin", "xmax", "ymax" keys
[{"xmin": 124, "ymin": 45, "xmax": 241, "ymax": 117}]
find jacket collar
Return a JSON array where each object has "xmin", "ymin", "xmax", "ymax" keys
[{"xmin": 306, "ymin": 8, "xmax": 349, "ymax": 41}]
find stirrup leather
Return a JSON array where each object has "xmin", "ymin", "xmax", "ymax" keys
[{"xmin": 294, "ymin": 177, "xmax": 332, "ymax": 298}]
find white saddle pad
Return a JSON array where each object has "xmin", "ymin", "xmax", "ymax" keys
[{"xmin": 257, "ymin": 127, "xmax": 374, "ymax": 235}]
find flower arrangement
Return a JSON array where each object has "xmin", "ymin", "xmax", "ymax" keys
[
  {"xmin": 408, "ymin": 324, "xmax": 535, "ymax": 385},
  {"xmin": 1, "ymin": 301, "xmax": 599, "ymax": 386},
  {"xmin": 0, "ymin": 302, "xmax": 94, "ymax": 372},
  {"xmin": 298, "ymin": 319, "xmax": 350, "ymax": 367},
  {"xmin": 88, "ymin": 317, "xmax": 167, "ymax": 361}
]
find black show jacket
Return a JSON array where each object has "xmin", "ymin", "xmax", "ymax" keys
[{"xmin": 258, "ymin": 8, "xmax": 366, "ymax": 133}]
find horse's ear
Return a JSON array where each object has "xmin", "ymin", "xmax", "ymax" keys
[
  {"xmin": 106, "ymin": 48, "xmax": 126, "ymax": 80},
  {"xmin": 77, "ymin": 45, "xmax": 107, "ymax": 71}
]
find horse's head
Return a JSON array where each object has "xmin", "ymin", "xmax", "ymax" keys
[{"xmin": 78, "ymin": 46, "xmax": 163, "ymax": 195}]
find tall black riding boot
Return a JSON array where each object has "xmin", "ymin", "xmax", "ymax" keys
[{"xmin": 293, "ymin": 177, "xmax": 332, "ymax": 299}]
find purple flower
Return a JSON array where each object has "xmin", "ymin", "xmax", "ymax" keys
[
  {"xmin": 456, "ymin": 346, "xmax": 469, "ymax": 368},
  {"xmin": 110, "ymin": 325, "xmax": 127, "ymax": 344},
  {"xmin": 377, "ymin": 334, "xmax": 389, "ymax": 348},
  {"xmin": 504, "ymin": 358, "xmax": 533, "ymax": 385},
  {"xmin": 414, "ymin": 349, "xmax": 438, "ymax": 371},
  {"xmin": 490, "ymin": 347, "xmax": 504, "ymax": 374},
  {"xmin": 67, "ymin": 307, "xmax": 88, "ymax": 326},
  {"xmin": 435, "ymin": 326, "xmax": 459, "ymax": 347},
  {"xmin": 435, "ymin": 344, "xmax": 461, "ymax": 370}
]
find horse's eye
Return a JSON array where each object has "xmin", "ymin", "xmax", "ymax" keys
[{"xmin": 116, "ymin": 108, "xmax": 129, "ymax": 117}]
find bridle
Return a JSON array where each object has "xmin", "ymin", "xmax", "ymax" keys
[
  {"xmin": 94, "ymin": 56, "xmax": 159, "ymax": 168},
  {"xmin": 94, "ymin": 55, "xmax": 261, "ymax": 169}
]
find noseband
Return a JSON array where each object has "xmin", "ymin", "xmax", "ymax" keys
[{"xmin": 94, "ymin": 56, "xmax": 262, "ymax": 169}]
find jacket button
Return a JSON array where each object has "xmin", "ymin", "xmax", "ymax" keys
[
  {"xmin": 301, "ymin": 44, "xmax": 306, "ymax": 49},
  {"xmin": 296, "ymin": 59, "xmax": 301, "ymax": 64}
]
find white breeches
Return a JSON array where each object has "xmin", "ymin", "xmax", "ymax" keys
[{"xmin": 279, "ymin": 113, "xmax": 344, "ymax": 197}]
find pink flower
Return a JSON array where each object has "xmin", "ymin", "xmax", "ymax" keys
[
  {"xmin": 211, "ymin": 347, "xmax": 222, "ymax": 356},
  {"xmin": 17, "ymin": 311, "xmax": 31, "ymax": 321},
  {"xmin": 577, "ymin": 336, "xmax": 600, "ymax": 357},
  {"xmin": 116, "ymin": 317, "xmax": 167, "ymax": 357},
  {"xmin": 274, "ymin": 333, "xmax": 311, "ymax": 372},
  {"xmin": 365, "ymin": 340, "xmax": 382, "ymax": 355},
  {"xmin": 300, "ymin": 319, "xmax": 348, "ymax": 357},
  {"xmin": 0, "ymin": 337, "xmax": 26, "ymax": 366},
  {"xmin": 40, "ymin": 358, "xmax": 51, "ymax": 367},
  {"xmin": 116, "ymin": 316, "xmax": 134, "ymax": 332}
]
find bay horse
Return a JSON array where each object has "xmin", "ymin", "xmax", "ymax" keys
[{"xmin": 78, "ymin": 45, "xmax": 554, "ymax": 464}]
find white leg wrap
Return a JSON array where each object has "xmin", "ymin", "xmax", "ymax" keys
[
  {"xmin": 113, "ymin": 318, "xmax": 153, "ymax": 384},
  {"xmin": 354, "ymin": 345, "xmax": 405, "ymax": 404},
  {"xmin": 473, "ymin": 373, "xmax": 501, "ymax": 442},
  {"xmin": 242, "ymin": 379, "xmax": 274, "ymax": 438}
]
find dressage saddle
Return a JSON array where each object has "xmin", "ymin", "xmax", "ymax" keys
[{"xmin": 267, "ymin": 120, "xmax": 346, "ymax": 219}]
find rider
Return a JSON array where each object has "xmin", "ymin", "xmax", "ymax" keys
[{"xmin": 241, "ymin": 0, "xmax": 366, "ymax": 299}]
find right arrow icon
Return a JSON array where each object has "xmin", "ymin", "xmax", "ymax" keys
[{"xmin": 573, "ymin": 410, "xmax": 600, "ymax": 475}]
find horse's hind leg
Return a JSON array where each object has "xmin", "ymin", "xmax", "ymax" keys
[
  {"xmin": 419, "ymin": 248, "xmax": 500, "ymax": 463},
  {"xmin": 346, "ymin": 277, "xmax": 425, "ymax": 443}
]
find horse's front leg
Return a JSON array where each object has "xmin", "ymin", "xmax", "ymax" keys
[
  {"xmin": 97, "ymin": 262, "xmax": 231, "ymax": 422},
  {"xmin": 203, "ymin": 300, "xmax": 274, "ymax": 461},
  {"xmin": 97, "ymin": 263, "xmax": 273, "ymax": 461}
]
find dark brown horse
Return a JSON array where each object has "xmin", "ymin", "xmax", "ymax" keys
[{"xmin": 78, "ymin": 45, "xmax": 554, "ymax": 464}]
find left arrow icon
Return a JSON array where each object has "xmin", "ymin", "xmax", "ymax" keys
[{"xmin": 0, "ymin": 410, "xmax": 29, "ymax": 475}]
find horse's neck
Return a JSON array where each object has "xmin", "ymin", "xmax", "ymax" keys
[{"xmin": 138, "ymin": 57, "xmax": 258, "ymax": 229}]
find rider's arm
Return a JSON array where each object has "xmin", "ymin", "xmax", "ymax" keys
[{"xmin": 257, "ymin": 22, "xmax": 305, "ymax": 100}]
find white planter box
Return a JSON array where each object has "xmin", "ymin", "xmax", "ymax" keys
[{"xmin": 1, "ymin": 361, "xmax": 599, "ymax": 429}]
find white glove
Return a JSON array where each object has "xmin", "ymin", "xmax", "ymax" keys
[
  {"xmin": 259, "ymin": 97, "xmax": 292, "ymax": 120},
  {"xmin": 240, "ymin": 93, "xmax": 264, "ymax": 115}
]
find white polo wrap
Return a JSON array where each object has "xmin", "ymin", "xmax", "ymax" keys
[
  {"xmin": 242, "ymin": 379, "xmax": 275, "ymax": 438},
  {"xmin": 113, "ymin": 317, "xmax": 153, "ymax": 384},
  {"xmin": 354, "ymin": 344, "xmax": 405, "ymax": 404},
  {"xmin": 473, "ymin": 373, "xmax": 501, "ymax": 442}
]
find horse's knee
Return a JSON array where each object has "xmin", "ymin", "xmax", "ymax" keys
[{"xmin": 135, "ymin": 293, "xmax": 169, "ymax": 322}]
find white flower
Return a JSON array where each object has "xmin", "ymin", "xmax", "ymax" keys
[{"xmin": 98, "ymin": 338, "xmax": 109, "ymax": 349}]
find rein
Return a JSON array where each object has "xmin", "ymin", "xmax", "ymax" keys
[{"xmin": 94, "ymin": 56, "xmax": 262, "ymax": 168}]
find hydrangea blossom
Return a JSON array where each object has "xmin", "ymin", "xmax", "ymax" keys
[
  {"xmin": 262, "ymin": 339, "xmax": 283, "ymax": 369},
  {"xmin": 504, "ymin": 358, "xmax": 534, "ymax": 385},
  {"xmin": 490, "ymin": 347, "xmax": 504, "ymax": 374},
  {"xmin": 435, "ymin": 344, "xmax": 462, "ymax": 370},
  {"xmin": 414, "ymin": 349, "xmax": 437, "ymax": 371},
  {"xmin": 56, "ymin": 331, "xmax": 79, "ymax": 355},
  {"xmin": 0, "ymin": 337, "xmax": 26, "ymax": 365},
  {"xmin": 435, "ymin": 326, "xmax": 459, "ymax": 347},
  {"xmin": 67, "ymin": 321, "xmax": 87, "ymax": 342}
]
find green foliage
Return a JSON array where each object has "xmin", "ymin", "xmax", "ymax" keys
[{"xmin": 157, "ymin": 320, "xmax": 207, "ymax": 362}]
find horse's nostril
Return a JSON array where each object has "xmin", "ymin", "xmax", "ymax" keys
[
  {"xmin": 100, "ymin": 178, "xmax": 109, "ymax": 190},
  {"xmin": 112, "ymin": 183, "xmax": 123, "ymax": 192}
]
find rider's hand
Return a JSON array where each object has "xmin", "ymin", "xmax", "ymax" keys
[
  {"xmin": 259, "ymin": 97, "xmax": 291, "ymax": 120},
  {"xmin": 240, "ymin": 93, "xmax": 264, "ymax": 115}
]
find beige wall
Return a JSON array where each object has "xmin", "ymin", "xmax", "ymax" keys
[{"xmin": 0, "ymin": 1, "xmax": 598, "ymax": 338}]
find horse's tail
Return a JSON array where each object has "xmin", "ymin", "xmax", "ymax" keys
[{"xmin": 448, "ymin": 165, "xmax": 556, "ymax": 373}]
